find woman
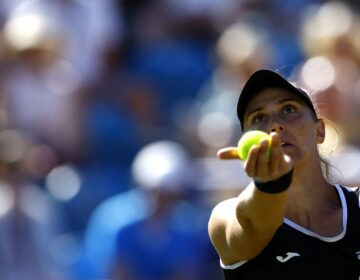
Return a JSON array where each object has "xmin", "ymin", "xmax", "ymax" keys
[{"xmin": 208, "ymin": 69, "xmax": 360, "ymax": 279}]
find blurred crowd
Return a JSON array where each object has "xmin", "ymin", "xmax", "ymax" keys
[{"xmin": 0, "ymin": 0, "xmax": 359, "ymax": 279}]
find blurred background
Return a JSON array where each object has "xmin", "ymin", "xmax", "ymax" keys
[{"xmin": 0, "ymin": 0, "xmax": 359, "ymax": 279}]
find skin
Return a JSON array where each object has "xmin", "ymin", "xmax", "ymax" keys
[{"xmin": 208, "ymin": 88, "xmax": 342, "ymax": 265}]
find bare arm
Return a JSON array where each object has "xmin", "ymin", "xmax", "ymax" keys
[{"xmin": 208, "ymin": 133, "xmax": 292, "ymax": 265}]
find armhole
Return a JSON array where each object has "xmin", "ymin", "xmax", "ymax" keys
[
  {"xmin": 220, "ymin": 259, "xmax": 248, "ymax": 270},
  {"xmin": 342, "ymin": 185, "xmax": 360, "ymax": 208}
]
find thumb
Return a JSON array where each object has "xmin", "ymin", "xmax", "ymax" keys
[{"xmin": 217, "ymin": 147, "xmax": 240, "ymax": 160}]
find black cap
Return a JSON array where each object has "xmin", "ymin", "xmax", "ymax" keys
[{"xmin": 237, "ymin": 69, "xmax": 317, "ymax": 130}]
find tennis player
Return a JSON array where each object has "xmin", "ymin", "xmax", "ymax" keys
[{"xmin": 208, "ymin": 69, "xmax": 360, "ymax": 279}]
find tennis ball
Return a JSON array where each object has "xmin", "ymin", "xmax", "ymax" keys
[{"xmin": 237, "ymin": 130, "xmax": 271, "ymax": 160}]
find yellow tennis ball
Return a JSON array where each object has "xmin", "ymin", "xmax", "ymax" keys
[{"xmin": 237, "ymin": 130, "xmax": 271, "ymax": 160}]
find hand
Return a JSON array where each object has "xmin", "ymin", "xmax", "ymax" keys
[
  {"xmin": 217, "ymin": 132, "xmax": 293, "ymax": 182},
  {"xmin": 245, "ymin": 132, "xmax": 293, "ymax": 182}
]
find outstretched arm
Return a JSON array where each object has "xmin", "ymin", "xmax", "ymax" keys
[{"xmin": 208, "ymin": 133, "xmax": 293, "ymax": 265}]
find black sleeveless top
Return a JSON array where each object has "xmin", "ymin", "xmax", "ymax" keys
[{"xmin": 222, "ymin": 185, "xmax": 360, "ymax": 280}]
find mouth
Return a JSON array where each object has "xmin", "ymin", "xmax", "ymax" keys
[{"xmin": 281, "ymin": 142, "xmax": 294, "ymax": 149}]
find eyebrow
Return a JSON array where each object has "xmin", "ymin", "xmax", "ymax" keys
[{"xmin": 245, "ymin": 97, "xmax": 301, "ymax": 119}]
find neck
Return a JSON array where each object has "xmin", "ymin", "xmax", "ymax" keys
[{"xmin": 285, "ymin": 159, "xmax": 338, "ymax": 216}]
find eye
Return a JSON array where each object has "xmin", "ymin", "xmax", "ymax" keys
[
  {"xmin": 283, "ymin": 105, "xmax": 296, "ymax": 114},
  {"xmin": 253, "ymin": 114, "xmax": 266, "ymax": 123}
]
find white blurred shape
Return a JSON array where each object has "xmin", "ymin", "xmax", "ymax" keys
[
  {"xmin": 301, "ymin": 56, "xmax": 335, "ymax": 91},
  {"xmin": 317, "ymin": 2, "xmax": 352, "ymax": 37},
  {"xmin": 0, "ymin": 182, "xmax": 14, "ymax": 217},
  {"xmin": 197, "ymin": 112, "xmax": 233, "ymax": 148},
  {"xmin": 303, "ymin": 2, "xmax": 353, "ymax": 40},
  {"xmin": 20, "ymin": 184, "xmax": 50, "ymax": 223},
  {"xmin": 132, "ymin": 141, "xmax": 189, "ymax": 191},
  {"xmin": 3, "ymin": 13, "xmax": 59, "ymax": 52},
  {"xmin": 301, "ymin": 2, "xmax": 355, "ymax": 57},
  {"xmin": 4, "ymin": 14, "xmax": 44, "ymax": 48},
  {"xmin": 46, "ymin": 165, "xmax": 81, "ymax": 201},
  {"xmin": 217, "ymin": 22, "xmax": 260, "ymax": 64}
]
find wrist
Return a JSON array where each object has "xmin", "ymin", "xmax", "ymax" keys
[{"xmin": 254, "ymin": 169, "xmax": 294, "ymax": 194}]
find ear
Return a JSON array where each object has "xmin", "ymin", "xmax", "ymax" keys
[{"xmin": 315, "ymin": 119, "xmax": 326, "ymax": 144}]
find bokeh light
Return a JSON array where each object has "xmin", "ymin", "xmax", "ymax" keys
[
  {"xmin": 301, "ymin": 56, "xmax": 335, "ymax": 91},
  {"xmin": 46, "ymin": 165, "xmax": 81, "ymax": 201},
  {"xmin": 131, "ymin": 141, "xmax": 189, "ymax": 190},
  {"xmin": 197, "ymin": 112, "xmax": 233, "ymax": 148}
]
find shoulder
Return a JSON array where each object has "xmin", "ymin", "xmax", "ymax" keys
[
  {"xmin": 211, "ymin": 198, "xmax": 238, "ymax": 218},
  {"xmin": 208, "ymin": 198, "xmax": 238, "ymax": 234}
]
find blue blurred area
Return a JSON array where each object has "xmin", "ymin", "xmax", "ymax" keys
[
  {"xmin": 85, "ymin": 101, "xmax": 141, "ymax": 163},
  {"xmin": 0, "ymin": 0, "xmax": 359, "ymax": 279},
  {"xmin": 127, "ymin": 39, "xmax": 213, "ymax": 123},
  {"xmin": 77, "ymin": 188, "xmax": 149, "ymax": 278}
]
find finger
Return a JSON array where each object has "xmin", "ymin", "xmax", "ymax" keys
[
  {"xmin": 268, "ymin": 133, "xmax": 281, "ymax": 178},
  {"xmin": 255, "ymin": 139, "xmax": 270, "ymax": 179},
  {"xmin": 217, "ymin": 147, "xmax": 239, "ymax": 160},
  {"xmin": 244, "ymin": 145, "xmax": 259, "ymax": 177}
]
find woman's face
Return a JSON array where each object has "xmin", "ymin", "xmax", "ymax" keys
[{"xmin": 243, "ymin": 88, "xmax": 325, "ymax": 165}]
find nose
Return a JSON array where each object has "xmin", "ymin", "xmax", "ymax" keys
[{"xmin": 270, "ymin": 123, "xmax": 284, "ymax": 133}]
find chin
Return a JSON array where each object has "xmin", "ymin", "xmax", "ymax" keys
[{"xmin": 283, "ymin": 150, "xmax": 301, "ymax": 165}]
